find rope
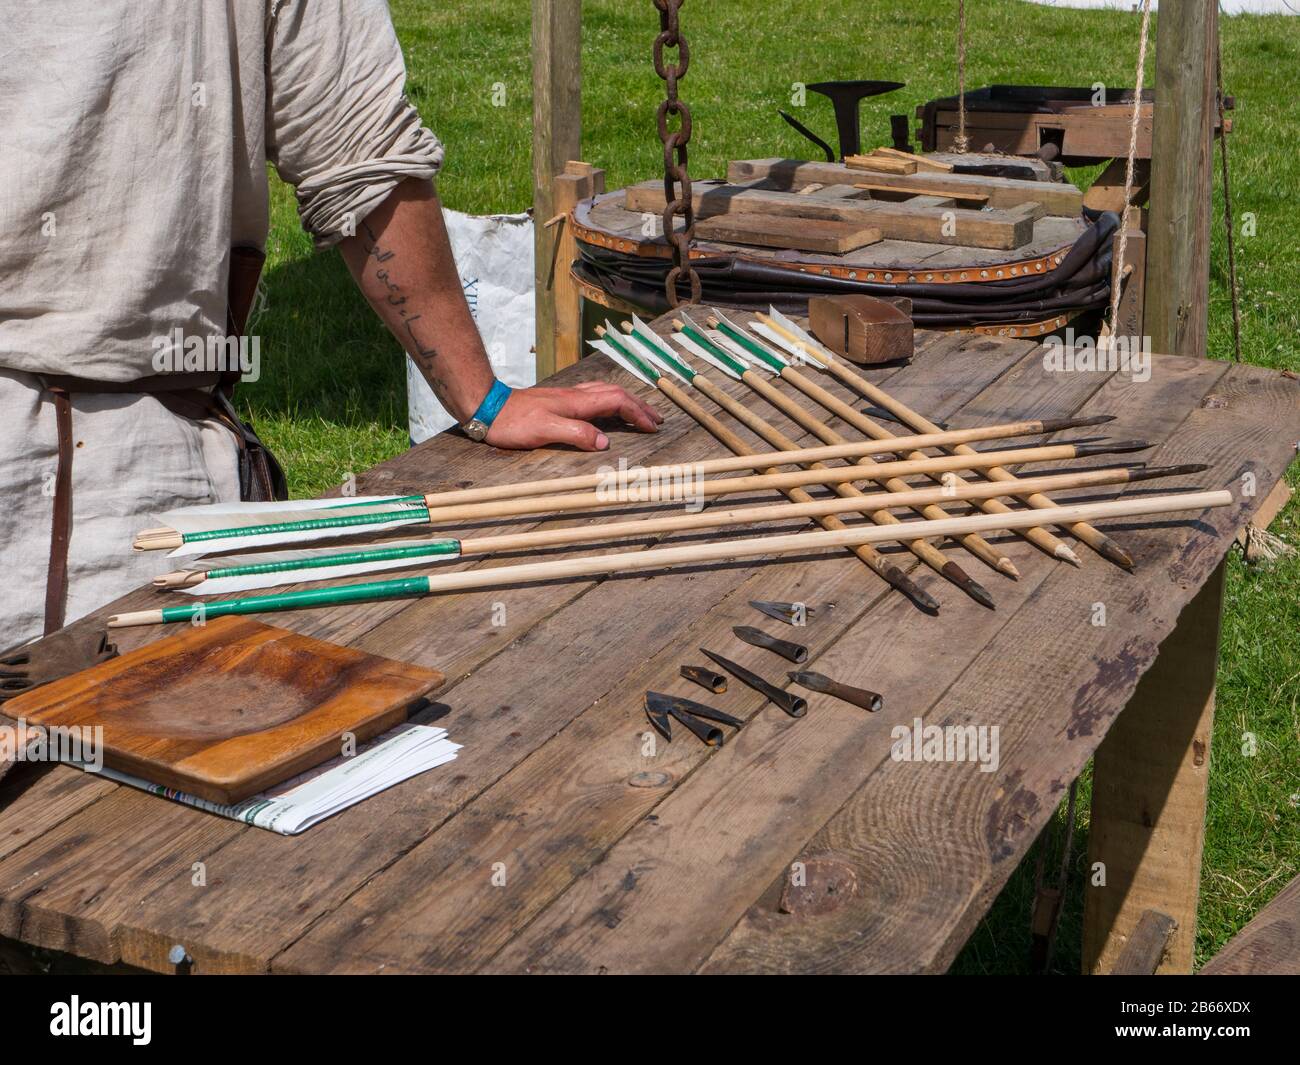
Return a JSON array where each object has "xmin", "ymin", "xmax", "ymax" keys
[
  {"xmin": 954, "ymin": 0, "xmax": 969, "ymax": 153},
  {"xmin": 1216, "ymin": 36, "xmax": 1244, "ymax": 362},
  {"xmin": 1104, "ymin": 0, "xmax": 1153, "ymax": 353}
]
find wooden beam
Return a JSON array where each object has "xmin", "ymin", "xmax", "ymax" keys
[
  {"xmin": 1144, "ymin": 0, "xmax": 1217, "ymax": 356},
  {"xmin": 550, "ymin": 162, "xmax": 605, "ymax": 370},
  {"xmin": 728, "ymin": 158, "xmax": 1084, "ymax": 215},
  {"xmin": 531, "ymin": 0, "xmax": 582, "ymax": 381},
  {"xmin": 1082, "ymin": 560, "xmax": 1225, "ymax": 974},
  {"xmin": 1108, "ymin": 909, "xmax": 1177, "ymax": 975},
  {"xmin": 625, "ymin": 181, "xmax": 1037, "ymax": 251}
]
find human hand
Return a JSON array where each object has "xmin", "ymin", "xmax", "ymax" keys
[{"xmin": 483, "ymin": 381, "xmax": 663, "ymax": 451}]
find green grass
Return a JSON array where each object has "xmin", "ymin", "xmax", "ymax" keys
[{"xmin": 243, "ymin": 0, "xmax": 1300, "ymax": 973}]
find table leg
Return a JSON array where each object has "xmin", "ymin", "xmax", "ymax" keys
[{"xmin": 1082, "ymin": 558, "xmax": 1226, "ymax": 974}]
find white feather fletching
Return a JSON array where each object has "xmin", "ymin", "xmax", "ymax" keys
[
  {"xmin": 178, "ymin": 538, "xmax": 461, "ymax": 595},
  {"xmin": 160, "ymin": 501, "xmax": 430, "ymax": 558},
  {"xmin": 712, "ymin": 310, "xmax": 790, "ymax": 370},
  {"xmin": 629, "ymin": 315, "xmax": 679, "ymax": 359},
  {"xmin": 767, "ymin": 306, "xmax": 834, "ymax": 366},
  {"xmin": 708, "ymin": 329, "xmax": 776, "ymax": 375},
  {"xmin": 751, "ymin": 320, "xmax": 811, "ymax": 364},
  {"xmin": 589, "ymin": 338, "xmax": 659, "ymax": 387},
  {"xmin": 619, "ymin": 323, "xmax": 691, "ymax": 383},
  {"xmin": 669, "ymin": 330, "xmax": 742, "ymax": 380}
]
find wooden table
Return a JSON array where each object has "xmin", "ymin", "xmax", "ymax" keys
[{"xmin": 1, "ymin": 319, "xmax": 1295, "ymax": 974}]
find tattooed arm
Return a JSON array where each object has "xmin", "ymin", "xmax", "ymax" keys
[{"xmin": 339, "ymin": 179, "xmax": 662, "ymax": 450}]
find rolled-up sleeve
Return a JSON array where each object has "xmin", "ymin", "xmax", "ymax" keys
[{"xmin": 266, "ymin": 0, "xmax": 444, "ymax": 248}]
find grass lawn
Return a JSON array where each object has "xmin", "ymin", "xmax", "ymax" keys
[{"xmin": 244, "ymin": 0, "xmax": 1299, "ymax": 973}]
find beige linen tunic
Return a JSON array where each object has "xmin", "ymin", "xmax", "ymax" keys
[{"xmin": 0, "ymin": 1, "xmax": 443, "ymax": 645}]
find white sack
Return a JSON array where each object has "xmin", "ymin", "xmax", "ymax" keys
[{"xmin": 405, "ymin": 209, "xmax": 537, "ymax": 443}]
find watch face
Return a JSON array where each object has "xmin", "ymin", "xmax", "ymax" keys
[{"xmin": 463, "ymin": 418, "xmax": 488, "ymax": 441}]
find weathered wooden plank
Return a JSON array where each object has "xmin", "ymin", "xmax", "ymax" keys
[
  {"xmin": 481, "ymin": 349, "xmax": 1162, "ymax": 973},
  {"xmin": 728, "ymin": 158, "xmax": 1084, "ymax": 216},
  {"xmin": 624, "ymin": 181, "xmax": 1036, "ymax": 251},
  {"xmin": 1083, "ymin": 559, "xmax": 1224, "ymax": 974},
  {"xmin": 109, "ymin": 332, "xmax": 961, "ymax": 973},
  {"xmin": 1200, "ymin": 873, "xmax": 1300, "ymax": 975},
  {"xmin": 699, "ymin": 362, "xmax": 1297, "ymax": 974},
  {"xmin": 694, "ymin": 213, "xmax": 882, "ymax": 254},
  {"xmin": 1108, "ymin": 909, "xmax": 1177, "ymax": 975},
  {"xmin": 489, "ymin": 354, "xmax": 1209, "ymax": 974},
  {"xmin": 1145, "ymin": 1, "xmax": 1216, "ymax": 358},
  {"xmin": 271, "ymin": 333, "xmax": 1033, "ymax": 973},
  {"xmin": 531, "ymin": 0, "xmax": 582, "ymax": 380}
]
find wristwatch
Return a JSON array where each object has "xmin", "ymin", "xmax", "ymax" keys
[{"xmin": 461, "ymin": 378, "xmax": 513, "ymax": 442}]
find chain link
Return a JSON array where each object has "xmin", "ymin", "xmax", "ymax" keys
[{"xmin": 652, "ymin": 0, "xmax": 701, "ymax": 306}]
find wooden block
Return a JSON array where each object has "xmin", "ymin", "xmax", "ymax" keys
[
  {"xmin": 695, "ymin": 213, "xmax": 881, "ymax": 253},
  {"xmin": 1200, "ymin": 873, "xmax": 1300, "ymax": 975},
  {"xmin": 809, "ymin": 295, "xmax": 914, "ymax": 365},
  {"xmin": 3, "ymin": 617, "xmax": 444, "ymax": 804},
  {"xmin": 550, "ymin": 161, "xmax": 606, "ymax": 371},
  {"xmin": 872, "ymin": 146, "xmax": 954, "ymax": 172},
  {"xmin": 1109, "ymin": 909, "xmax": 1177, "ymax": 974},
  {"xmin": 624, "ymin": 181, "xmax": 1035, "ymax": 251},
  {"xmin": 853, "ymin": 181, "xmax": 988, "ymax": 206},
  {"xmin": 1083, "ymin": 157, "xmax": 1151, "ymax": 214},
  {"xmin": 728, "ymin": 158, "xmax": 1084, "ymax": 216},
  {"xmin": 1082, "ymin": 561, "xmax": 1225, "ymax": 974},
  {"xmin": 845, "ymin": 153, "xmax": 917, "ymax": 175}
]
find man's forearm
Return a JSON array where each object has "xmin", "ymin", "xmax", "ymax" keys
[{"xmin": 339, "ymin": 178, "xmax": 493, "ymax": 423}]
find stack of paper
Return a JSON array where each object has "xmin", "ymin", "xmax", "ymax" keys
[{"xmin": 73, "ymin": 724, "xmax": 460, "ymax": 836}]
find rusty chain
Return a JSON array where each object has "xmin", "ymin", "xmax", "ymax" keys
[{"xmin": 652, "ymin": 0, "xmax": 701, "ymax": 306}]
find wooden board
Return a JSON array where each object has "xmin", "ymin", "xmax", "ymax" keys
[
  {"xmin": 581, "ymin": 192, "xmax": 1087, "ymax": 277},
  {"xmin": 694, "ymin": 212, "xmax": 881, "ymax": 253},
  {"xmin": 1200, "ymin": 873, "xmax": 1300, "ymax": 975},
  {"xmin": 0, "ymin": 325, "xmax": 1293, "ymax": 975},
  {"xmin": 3, "ymin": 616, "xmax": 444, "ymax": 804},
  {"xmin": 624, "ymin": 181, "xmax": 1035, "ymax": 251},
  {"xmin": 729, "ymin": 158, "xmax": 1084, "ymax": 216},
  {"xmin": 845, "ymin": 153, "xmax": 917, "ymax": 175},
  {"xmin": 854, "ymin": 182, "xmax": 990, "ymax": 207}
]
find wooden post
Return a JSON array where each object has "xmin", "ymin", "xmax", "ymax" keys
[
  {"xmin": 1143, "ymin": 0, "xmax": 1217, "ymax": 355},
  {"xmin": 550, "ymin": 162, "xmax": 605, "ymax": 371},
  {"xmin": 1083, "ymin": 560, "xmax": 1225, "ymax": 974},
  {"xmin": 532, "ymin": 0, "xmax": 582, "ymax": 381},
  {"xmin": 1084, "ymin": 0, "xmax": 1224, "ymax": 976}
]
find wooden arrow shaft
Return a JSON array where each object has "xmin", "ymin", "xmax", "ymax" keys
[
  {"xmin": 650, "ymin": 377, "xmax": 933, "ymax": 608},
  {"xmin": 109, "ymin": 492, "xmax": 1232, "ymax": 628},
  {"xmin": 409, "ymin": 417, "xmax": 1083, "ymax": 509}
]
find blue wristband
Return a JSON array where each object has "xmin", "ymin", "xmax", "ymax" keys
[{"xmin": 469, "ymin": 379, "xmax": 512, "ymax": 430}]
